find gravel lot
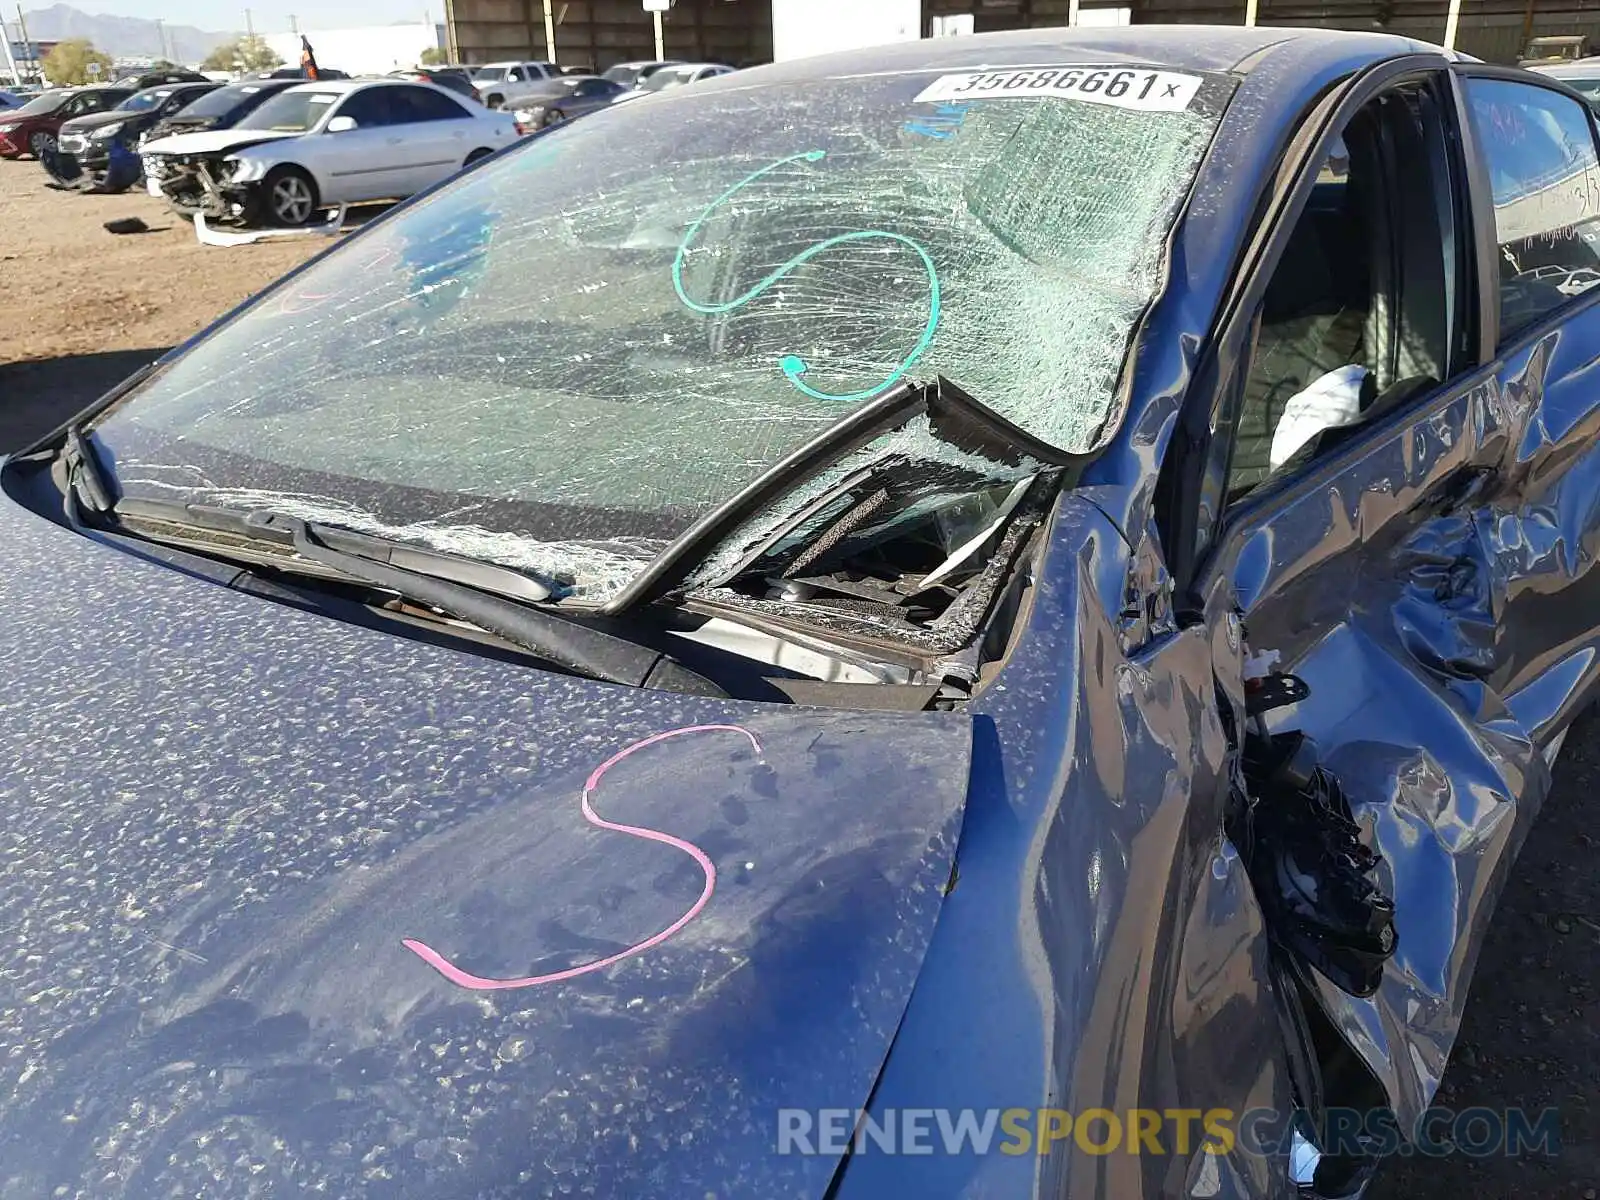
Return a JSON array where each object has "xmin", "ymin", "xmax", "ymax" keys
[
  {"xmin": 0, "ymin": 156, "xmax": 323, "ymax": 445},
  {"xmin": 0, "ymin": 154, "xmax": 1593, "ymax": 1198}
]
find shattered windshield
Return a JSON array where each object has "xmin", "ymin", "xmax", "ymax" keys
[
  {"xmin": 94, "ymin": 63, "xmax": 1230, "ymax": 604},
  {"xmin": 177, "ymin": 83, "xmax": 267, "ymax": 118},
  {"xmin": 119, "ymin": 89, "xmax": 170, "ymax": 113}
]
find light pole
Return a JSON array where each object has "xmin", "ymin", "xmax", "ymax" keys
[
  {"xmin": 643, "ymin": 0, "xmax": 669, "ymax": 60},
  {"xmin": 1443, "ymin": 0, "xmax": 1461, "ymax": 48},
  {"xmin": 0, "ymin": 14, "xmax": 22, "ymax": 83}
]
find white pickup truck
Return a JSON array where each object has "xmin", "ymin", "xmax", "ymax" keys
[{"xmin": 470, "ymin": 62, "xmax": 561, "ymax": 108}]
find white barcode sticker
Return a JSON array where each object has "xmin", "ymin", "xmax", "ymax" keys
[{"xmin": 913, "ymin": 66, "xmax": 1202, "ymax": 113}]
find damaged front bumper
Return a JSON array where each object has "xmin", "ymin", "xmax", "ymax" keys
[{"xmin": 145, "ymin": 152, "xmax": 259, "ymax": 222}]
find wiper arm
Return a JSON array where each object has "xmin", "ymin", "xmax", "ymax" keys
[
  {"xmin": 62, "ymin": 426, "xmax": 115, "ymax": 516},
  {"xmin": 246, "ymin": 513, "xmax": 727, "ymax": 697}
]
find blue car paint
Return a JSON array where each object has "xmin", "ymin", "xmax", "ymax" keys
[
  {"xmin": 4, "ymin": 23, "xmax": 1600, "ymax": 1200},
  {"xmin": 0, "ymin": 496, "xmax": 970, "ymax": 1198}
]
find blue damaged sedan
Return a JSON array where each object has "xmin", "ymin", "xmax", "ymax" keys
[{"xmin": 2, "ymin": 24, "xmax": 1596, "ymax": 1199}]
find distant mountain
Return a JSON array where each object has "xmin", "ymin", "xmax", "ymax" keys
[{"xmin": 10, "ymin": 4, "xmax": 234, "ymax": 64}]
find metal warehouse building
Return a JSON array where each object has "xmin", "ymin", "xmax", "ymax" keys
[
  {"xmin": 443, "ymin": 0, "xmax": 776, "ymax": 71},
  {"xmin": 443, "ymin": 0, "xmax": 1600, "ymax": 70}
]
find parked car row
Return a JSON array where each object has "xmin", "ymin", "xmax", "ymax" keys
[
  {"xmin": 488, "ymin": 58, "xmax": 735, "ymax": 110},
  {"xmin": 501, "ymin": 60, "xmax": 736, "ymax": 129},
  {"xmin": 0, "ymin": 84, "xmax": 132, "ymax": 160},
  {"xmin": 142, "ymin": 79, "xmax": 517, "ymax": 226},
  {"xmin": 53, "ymin": 81, "xmax": 222, "ymax": 192},
  {"xmin": 3, "ymin": 57, "xmax": 741, "ymax": 229}
]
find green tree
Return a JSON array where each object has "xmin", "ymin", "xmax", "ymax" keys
[
  {"xmin": 42, "ymin": 39, "xmax": 114, "ymax": 87},
  {"xmin": 419, "ymin": 46, "xmax": 448, "ymax": 66},
  {"xmin": 202, "ymin": 34, "xmax": 283, "ymax": 74}
]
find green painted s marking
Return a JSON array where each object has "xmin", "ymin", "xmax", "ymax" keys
[{"xmin": 671, "ymin": 149, "xmax": 942, "ymax": 402}]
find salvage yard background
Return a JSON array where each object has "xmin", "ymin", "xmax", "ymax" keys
[
  {"xmin": 0, "ymin": 154, "xmax": 1594, "ymax": 1197},
  {"xmin": 0, "ymin": 159, "xmax": 321, "ymax": 448}
]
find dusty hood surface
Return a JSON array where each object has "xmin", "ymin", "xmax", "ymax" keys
[
  {"xmin": 59, "ymin": 109, "xmax": 134, "ymax": 135},
  {"xmin": 0, "ymin": 497, "xmax": 971, "ymax": 1198},
  {"xmin": 140, "ymin": 128, "xmax": 300, "ymax": 156}
]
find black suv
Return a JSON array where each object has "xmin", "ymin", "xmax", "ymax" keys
[{"xmin": 113, "ymin": 69, "xmax": 210, "ymax": 90}]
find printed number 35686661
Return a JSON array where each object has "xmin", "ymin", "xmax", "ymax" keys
[{"xmin": 912, "ymin": 66, "xmax": 1201, "ymax": 112}]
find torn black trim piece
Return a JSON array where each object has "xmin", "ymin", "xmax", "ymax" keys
[
  {"xmin": 689, "ymin": 475, "xmax": 1055, "ymax": 658},
  {"xmin": 1237, "ymin": 730, "xmax": 1398, "ymax": 998}
]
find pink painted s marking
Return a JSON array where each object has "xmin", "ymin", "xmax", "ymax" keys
[{"xmin": 402, "ymin": 723, "xmax": 763, "ymax": 991}]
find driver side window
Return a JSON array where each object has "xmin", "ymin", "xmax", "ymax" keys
[{"xmin": 1225, "ymin": 80, "xmax": 1468, "ymax": 499}]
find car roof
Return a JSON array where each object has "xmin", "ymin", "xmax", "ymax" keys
[
  {"xmin": 728, "ymin": 25, "xmax": 1443, "ymax": 85},
  {"xmin": 1533, "ymin": 57, "xmax": 1600, "ymax": 77}
]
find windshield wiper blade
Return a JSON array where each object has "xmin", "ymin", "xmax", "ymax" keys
[
  {"xmin": 113, "ymin": 496, "xmax": 565, "ymax": 604},
  {"xmin": 102, "ymin": 498, "xmax": 726, "ymax": 697},
  {"xmin": 249, "ymin": 513, "xmax": 726, "ymax": 696}
]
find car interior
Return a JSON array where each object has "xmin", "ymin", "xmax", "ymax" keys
[{"xmin": 1228, "ymin": 83, "xmax": 1462, "ymax": 496}]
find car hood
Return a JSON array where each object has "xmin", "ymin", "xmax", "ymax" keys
[
  {"xmin": 0, "ymin": 496, "xmax": 971, "ymax": 1198},
  {"xmin": 59, "ymin": 109, "xmax": 134, "ymax": 134},
  {"xmin": 140, "ymin": 127, "xmax": 300, "ymax": 156}
]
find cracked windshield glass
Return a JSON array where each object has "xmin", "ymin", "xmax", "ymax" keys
[{"xmin": 94, "ymin": 66, "xmax": 1226, "ymax": 603}]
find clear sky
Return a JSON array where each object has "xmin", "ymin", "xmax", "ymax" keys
[{"xmin": 41, "ymin": 1, "xmax": 441, "ymax": 34}]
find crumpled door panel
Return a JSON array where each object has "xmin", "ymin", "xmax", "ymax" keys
[{"xmin": 1205, "ymin": 306, "xmax": 1600, "ymax": 1125}]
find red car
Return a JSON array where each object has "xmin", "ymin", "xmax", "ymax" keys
[{"xmin": 0, "ymin": 85, "xmax": 133, "ymax": 159}]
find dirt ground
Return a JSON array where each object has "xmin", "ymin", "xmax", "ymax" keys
[
  {"xmin": 0, "ymin": 157, "xmax": 320, "ymax": 362},
  {"xmin": 0, "ymin": 153, "xmax": 1594, "ymax": 1199}
]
